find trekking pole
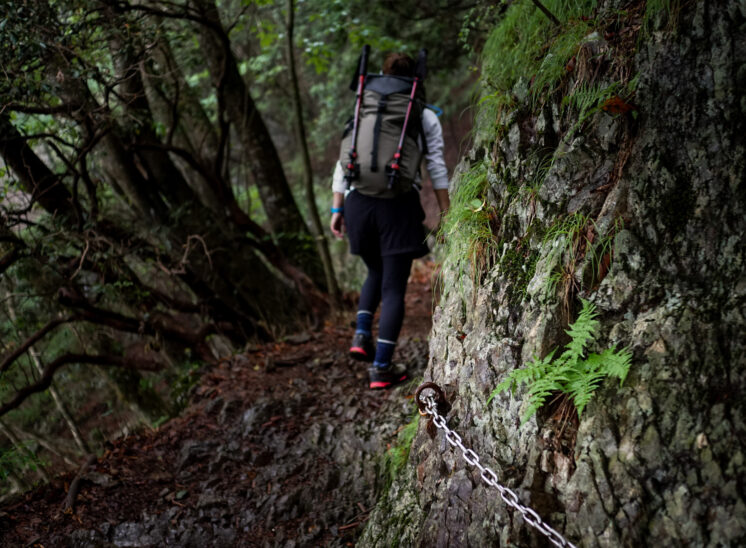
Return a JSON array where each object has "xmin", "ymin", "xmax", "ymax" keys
[
  {"xmin": 345, "ymin": 44, "xmax": 370, "ymax": 188},
  {"xmin": 387, "ymin": 48, "xmax": 427, "ymax": 190}
]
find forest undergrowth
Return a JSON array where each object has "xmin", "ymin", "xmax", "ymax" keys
[{"xmin": 0, "ymin": 260, "xmax": 436, "ymax": 547}]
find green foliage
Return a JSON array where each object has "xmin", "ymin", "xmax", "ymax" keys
[
  {"xmin": 585, "ymin": 216, "xmax": 623, "ymax": 285},
  {"xmin": 542, "ymin": 213, "xmax": 623, "ymax": 300},
  {"xmin": 382, "ymin": 408, "xmax": 419, "ymax": 485},
  {"xmin": 170, "ymin": 361, "xmax": 202, "ymax": 414},
  {"xmin": 481, "ymin": 0, "xmax": 597, "ymax": 106},
  {"xmin": 643, "ymin": 0, "xmax": 681, "ymax": 33},
  {"xmin": 561, "ymin": 75, "xmax": 639, "ymax": 140},
  {"xmin": 438, "ymin": 161, "xmax": 498, "ymax": 300},
  {"xmin": 561, "ymin": 81, "xmax": 620, "ymax": 140},
  {"xmin": 458, "ymin": 3, "xmax": 504, "ymax": 58},
  {"xmin": 489, "ymin": 299, "xmax": 631, "ymax": 424},
  {"xmin": 499, "ymin": 242, "xmax": 539, "ymax": 308},
  {"xmin": 543, "ymin": 212, "xmax": 591, "ymax": 299},
  {"xmin": 0, "ymin": 441, "xmax": 46, "ymax": 484}
]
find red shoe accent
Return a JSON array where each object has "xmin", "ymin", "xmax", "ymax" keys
[
  {"xmin": 350, "ymin": 346, "xmax": 368, "ymax": 356},
  {"xmin": 369, "ymin": 376, "xmax": 407, "ymax": 389}
]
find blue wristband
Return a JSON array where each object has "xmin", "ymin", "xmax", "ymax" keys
[{"xmin": 331, "ymin": 207, "xmax": 344, "ymax": 214}]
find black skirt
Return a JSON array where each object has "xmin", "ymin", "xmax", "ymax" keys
[{"xmin": 344, "ymin": 189, "xmax": 429, "ymax": 258}]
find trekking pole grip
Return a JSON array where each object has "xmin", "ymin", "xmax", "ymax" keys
[
  {"xmin": 359, "ymin": 44, "xmax": 370, "ymax": 77},
  {"xmin": 415, "ymin": 48, "xmax": 428, "ymax": 80}
]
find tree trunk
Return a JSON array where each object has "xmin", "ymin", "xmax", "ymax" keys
[
  {"xmin": 142, "ymin": 34, "xmax": 272, "ymax": 240},
  {"xmin": 285, "ymin": 0, "xmax": 340, "ymax": 305},
  {"xmin": 1, "ymin": 106, "xmax": 297, "ymax": 339},
  {"xmin": 16, "ymin": 30, "xmax": 314, "ymax": 336},
  {"xmin": 106, "ymin": 16, "xmax": 199, "ymax": 211},
  {"xmin": 0, "ymin": 112, "xmax": 73, "ymax": 216},
  {"xmin": 105, "ymin": 10, "xmax": 322, "ymax": 333},
  {"xmin": 142, "ymin": 34, "xmax": 227, "ymax": 217},
  {"xmin": 191, "ymin": 0, "xmax": 327, "ymax": 290},
  {"xmin": 363, "ymin": 2, "xmax": 746, "ymax": 546}
]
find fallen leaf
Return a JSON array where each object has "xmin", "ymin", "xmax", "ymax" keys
[{"xmin": 601, "ymin": 95, "xmax": 636, "ymax": 114}]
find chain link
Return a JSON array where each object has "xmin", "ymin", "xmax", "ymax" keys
[{"xmin": 423, "ymin": 395, "xmax": 576, "ymax": 548}]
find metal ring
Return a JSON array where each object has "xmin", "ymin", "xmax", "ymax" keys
[{"xmin": 414, "ymin": 381, "xmax": 446, "ymax": 416}]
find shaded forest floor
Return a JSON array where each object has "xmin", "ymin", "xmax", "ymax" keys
[{"xmin": 0, "ymin": 260, "xmax": 437, "ymax": 547}]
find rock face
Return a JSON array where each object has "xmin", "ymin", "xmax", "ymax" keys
[{"xmin": 362, "ymin": 2, "xmax": 746, "ymax": 547}]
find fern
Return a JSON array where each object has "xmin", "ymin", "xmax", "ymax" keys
[
  {"xmin": 489, "ymin": 349, "xmax": 556, "ymax": 402},
  {"xmin": 561, "ymin": 298, "xmax": 599, "ymax": 361},
  {"xmin": 489, "ymin": 299, "xmax": 632, "ymax": 424},
  {"xmin": 596, "ymin": 346, "xmax": 633, "ymax": 385},
  {"xmin": 561, "ymin": 82, "xmax": 622, "ymax": 143}
]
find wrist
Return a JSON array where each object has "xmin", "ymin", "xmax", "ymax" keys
[{"xmin": 331, "ymin": 206, "xmax": 344, "ymax": 214}]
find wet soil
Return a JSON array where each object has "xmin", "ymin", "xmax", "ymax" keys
[{"xmin": 0, "ymin": 260, "xmax": 437, "ymax": 547}]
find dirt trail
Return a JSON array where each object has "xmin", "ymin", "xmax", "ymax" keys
[{"xmin": 0, "ymin": 260, "xmax": 437, "ymax": 547}]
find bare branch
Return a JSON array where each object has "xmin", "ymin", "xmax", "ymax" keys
[
  {"xmin": 101, "ymin": 0, "xmax": 224, "ymax": 34},
  {"xmin": 0, "ymin": 247, "xmax": 24, "ymax": 276},
  {"xmin": 0, "ymin": 352, "xmax": 162, "ymax": 418},
  {"xmin": 57, "ymin": 286, "xmax": 227, "ymax": 362},
  {"xmin": 0, "ymin": 316, "xmax": 79, "ymax": 374},
  {"xmin": 62, "ymin": 454, "xmax": 98, "ymax": 513},
  {"xmin": 69, "ymin": 237, "xmax": 91, "ymax": 280},
  {"xmin": 0, "ymin": 103, "xmax": 80, "ymax": 116},
  {"xmin": 531, "ymin": 0, "xmax": 561, "ymax": 26}
]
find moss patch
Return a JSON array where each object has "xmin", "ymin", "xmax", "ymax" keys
[
  {"xmin": 501, "ymin": 242, "xmax": 540, "ymax": 308},
  {"xmin": 438, "ymin": 161, "xmax": 499, "ymax": 301},
  {"xmin": 381, "ymin": 412, "xmax": 420, "ymax": 487}
]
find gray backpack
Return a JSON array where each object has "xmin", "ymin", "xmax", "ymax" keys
[{"xmin": 339, "ymin": 47, "xmax": 428, "ymax": 199}]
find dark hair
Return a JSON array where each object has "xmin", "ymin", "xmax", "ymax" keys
[{"xmin": 382, "ymin": 52, "xmax": 415, "ymax": 77}]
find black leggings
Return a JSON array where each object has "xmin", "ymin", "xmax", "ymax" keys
[{"xmin": 358, "ymin": 253, "xmax": 413, "ymax": 342}]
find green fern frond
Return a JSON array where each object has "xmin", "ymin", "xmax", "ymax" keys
[
  {"xmin": 520, "ymin": 371, "xmax": 569, "ymax": 424},
  {"xmin": 488, "ymin": 350, "xmax": 557, "ymax": 404},
  {"xmin": 565, "ymin": 368, "xmax": 606, "ymax": 416},
  {"xmin": 579, "ymin": 351, "xmax": 606, "ymax": 374},
  {"xmin": 521, "ymin": 402, "xmax": 545, "ymax": 425},
  {"xmin": 571, "ymin": 387, "xmax": 596, "ymax": 416},
  {"xmin": 528, "ymin": 376, "xmax": 568, "ymax": 399},
  {"xmin": 522, "ymin": 376, "xmax": 565, "ymax": 424},
  {"xmin": 562, "ymin": 299, "xmax": 598, "ymax": 360},
  {"xmin": 489, "ymin": 378, "xmax": 515, "ymax": 403},
  {"xmin": 489, "ymin": 298, "xmax": 633, "ymax": 424},
  {"xmin": 597, "ymin": 346, "xmax": 633, "ymax": 385}
]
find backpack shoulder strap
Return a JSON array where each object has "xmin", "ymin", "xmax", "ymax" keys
[
  {"xmin": 371, "ymin": 94, "xmax": 389, "ymax": 172},
  {"xmin": 417, "ymin": 101, "xmax": 429, "ymax": 156}
]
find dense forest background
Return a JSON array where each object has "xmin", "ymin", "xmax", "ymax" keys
[{"xmin": 0, "ymin": 0, "xmax": 484, "ymax": 493}]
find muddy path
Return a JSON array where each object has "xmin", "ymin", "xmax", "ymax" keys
[{"xmin": 0, "ymin": 260, "xmax": 436, "ymax": 547}]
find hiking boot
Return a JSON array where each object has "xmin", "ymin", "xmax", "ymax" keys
[
  {"xmin": 368, "ymin": 362, "xmax": 408, "ymax": 390},
  {"xmin": 349, "ymin": 332, "xmax": 375, "ymax": 362}
]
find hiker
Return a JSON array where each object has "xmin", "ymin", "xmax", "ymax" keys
[{"xmin": 330, "ymin": 49, "xmax": 450, "ymax": 389}]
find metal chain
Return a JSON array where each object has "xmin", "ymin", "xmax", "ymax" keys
[{"xmin": 422, "ymin": 394, "xmax": 577, "ymax": 548}]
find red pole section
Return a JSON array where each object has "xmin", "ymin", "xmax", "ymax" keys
[{"xmin": 391, "ymin": 77, "xmax": 419, "ymax": 170}]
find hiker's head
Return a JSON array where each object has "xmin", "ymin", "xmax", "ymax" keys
[{"xmin": 382, "ymin": 53, "xmax": 415, "ymax": 77}]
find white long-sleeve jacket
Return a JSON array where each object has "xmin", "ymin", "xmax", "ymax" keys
[{"xmin": 331, "ymin": 107, "xmax": 449, "ymax": 193}]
